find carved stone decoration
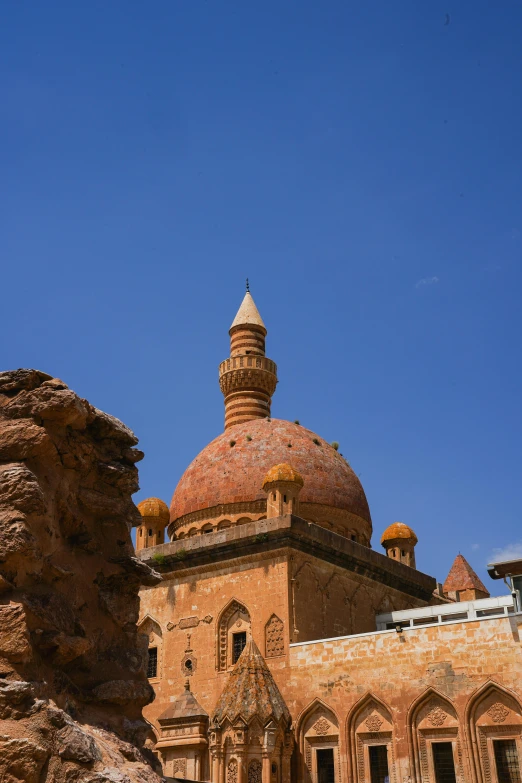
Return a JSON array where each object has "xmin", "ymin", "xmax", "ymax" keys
[
  {"xmin": 181, "ymin": 652, "xmax": 197, "ymax": 676},
  {"xmin": 248, "ymin": 759, "xmax": 262, "ymax": 783},
  {"xmin": 217, "ymin": 600, "xmax": 250, "ymax": 670},
  {"xmin": 202, "ymin": 615, "xmax": 213, "ymax": 623},
  {"xmin": 487, "ymin": 702, "xmax": 510, "ymax": 723},
  {"xmin": 227, "ymin": 758, "xmax": 238, "ymax": 783},
  {"xmin": 427, "ymin": 705, "xmax": 447, "ymax": 727},
  {"xmin": 167, "ymin": 622, "xmax": 175, "ymax": 631},
  {"xmin": 265, "ymin": 614, "xmax": 284, "ymax": 658},
  {"xmin": 179, "ymin": 616, "xmax": 200, "ymax": 629},
  {"xmin": 365, "ymin": 714, "xmax": 384, "ymax": 732},
  {"xmin": 172, "ymin": 758, "xmax": 187, "ymax": 778},
  {"xmin": 313, "ymin": 717, "xmax": 331, "ymax": 735}
]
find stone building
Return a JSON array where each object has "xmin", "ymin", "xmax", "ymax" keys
[{"xmin": 137, "ymin": 290, "xmax": 522, "ymax": 783}]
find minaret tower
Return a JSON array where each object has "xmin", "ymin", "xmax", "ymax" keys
[{"xmin": 219, "ymin": 283, "xmax": 278, "ymax": 430}]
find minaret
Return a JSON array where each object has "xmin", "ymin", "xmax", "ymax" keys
[{"xmin": 219, "ymin": 283, "xmax": 278, "ymax": 430}]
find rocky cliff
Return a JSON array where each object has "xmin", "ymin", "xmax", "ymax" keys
[{"xmin": 0, "ymin": 369, "xmax": 163, "ymax": 782}]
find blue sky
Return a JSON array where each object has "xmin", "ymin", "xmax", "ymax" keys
[{"xmin": 1, "ymin": 1, "xmax": 521, "ymax": 595}]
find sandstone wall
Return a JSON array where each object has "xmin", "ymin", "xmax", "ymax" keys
[
  {"xmin": 0, "ymin": 369, "xmax": 163, "ymax": 783},
  {"xmin": 287, "ymin": 614, "xmax": 522, "ymax": 783}
]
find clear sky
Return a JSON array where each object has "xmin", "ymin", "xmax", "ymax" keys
[{"xmin": 2, "ymin": 1, "xmax": 521, "ymax": 596}]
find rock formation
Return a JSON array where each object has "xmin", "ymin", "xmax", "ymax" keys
[{"xmin": 0, "ymin": 369, "xmax": 163, "ymax": 782}]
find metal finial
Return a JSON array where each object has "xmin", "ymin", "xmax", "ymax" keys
[{"xmin": 246, "ymin": 278, "xmax": 250, "ymax": 292}]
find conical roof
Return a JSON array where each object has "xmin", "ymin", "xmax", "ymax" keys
[
  {"xmin": 443, "ymin": 554, "xmax": 489, "ymax": 596},
  {"xmin": 212, "ymin": 639, "xmax": 290, "ymax": 726},
  {"xmin": 230, "ymin": 292, "xmax": 266, "ymax": 332},
  {"xmin": 158, "ymin": 681, "xmax": 208, "ymax": 723}
]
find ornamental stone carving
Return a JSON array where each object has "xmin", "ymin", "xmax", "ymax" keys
[
  {"xmin": 249, "ymin": 759, "xmax": 262, "ymax": 783},
  {"xmin": 427, "ymin": 705, "xmax": 447, "ymax": 727},
  {"xmin": 313, "ymin": 717, "xmax": 331, "ymax": 735},
  {"xmin": 265, "ymin": 614, "xmax": 284, "ymax": 658},
  {"xmin": 487, "ymin": 702, "xmax": 510, "ymax": 723},
  {"xmin": 227, "ymin": 758, "xmax": 238, "ymax": 783},
  {"xmin": 172, "ymin": 759, "xmax": 187, "ymax": 778},
  {"xmin": 365, "ymin": 714, "xmax": 384, "ymax": 732}
]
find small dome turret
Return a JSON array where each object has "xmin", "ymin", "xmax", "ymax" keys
[
  {"xmin": 381, "ymin": 522, "xmax": 418, "ymax": 569},
  {"xmin": 136, "ymin": 497, "xmax": 169, "ymax": 552},
  {"xmin": 263, "ymin": 463, "xmax": 304, "ymax": 519},
  {"xmin": 262, "ymin": 463, "xmax": 304, "ymax": 489}
]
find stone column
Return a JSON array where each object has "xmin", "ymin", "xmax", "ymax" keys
[
  {"xmin": 195, "ymin": 752, "xmax": 201, "ymax": 781},
  {"xmin": 262, "ymin": 753, "xmax": 271, "ymax": 783},
  {"xmin": 219, "ymin": 752, "xmax": 226, "ymax": 783},
  {"xmin": 237, "ymin": 752, "xmax": 246, "ymax": 783}
]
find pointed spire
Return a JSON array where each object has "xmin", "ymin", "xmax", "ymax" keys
[
  {"xmin": 230, "ymin": 291, "xmax": 266, "ymax": 332},
  {"xmin": 212, "ymin": 639, "xmax": 290, "ymax": 726},
  {"xmin": 443, "ymin": 554, "xmax": 489, "ymax": 598},
  {"xmin": 158, "ymin": 682, "xmax": 208, "ymax": 723}
]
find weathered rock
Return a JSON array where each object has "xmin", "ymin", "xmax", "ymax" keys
[
  {"xmin": 0, "ymin": 735, "xmax": 49, "ymax": 783},
  {"xmin": 92, "ymin": 680, "xmax": 154, "ymax": 707},
  {"xmin": 0, "ymin": 603, "xmax": 32, "ymax": 662},
  {"xmin": 57, "ymin": 721, "xmax": 101, "ymax": 762},
  {"xmin": 0, "ymin": 369, "xmax": 162, "ymax": 782}
]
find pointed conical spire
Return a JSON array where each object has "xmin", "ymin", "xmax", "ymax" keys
[
  {"xmin": 230, "ymin": 291, "xmax": 266, "ymax": 332},
  {"xmin": 212, "ymin": 639, "xmax": 290, "ymax": 726},
  {"xmin": 219, "ymin": 287, "xmax": 278, "ymax": 430},
  {"xmin": 443, "ymin": 554, "xmax": 489, "ymax": 600},
  {"xmin": 158, "ymin": 681, "xmax": 208, "ymax": 723}
]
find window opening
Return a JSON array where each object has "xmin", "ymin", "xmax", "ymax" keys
[
  {"xmin": 401, "ymin": 550, "xmax": 406, "ymax": 557},
  {"xmin": 148, "ymin": 528, "xmax": 153, "ymax": 537},
  {"xmin": 369, "ymin": 745, "xmax": 389, "ymax": 783},
  {"xmin": 494, "ymin": 739, "xmax": 521, "ymax": 783},
  {"xmin": 351, "ymin": 534, "xmax": 356, "ymax": 541},
  {"xmin": 432, "ymin": 742, "xmax": 457, "ymax": 783},
  {"xmin": 283, "ymin": 495, "xmax": 287, "ymax": 503},
  {"xmin": 147, "ymin": 647, "xmax": 158, "ymax": 679},
  {"xmin": 185, "ymin": 659, "xmax": 193, "ymax": 672},
  {"xmin": 273, "ymin": 493, "xmax": 276, "ymax": 500},
  {"xmin": 232, "ymin": 631, "xmax": 247, "ymax": 663},
  {"xmin": 316, "ymin": 748, "xmax": 335, "ymax": 783}
]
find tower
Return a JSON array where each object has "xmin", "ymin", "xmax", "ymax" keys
[
  {"xmin": 263, "ymin": 463, "xmax": 304, "ymax": 518},
  {"xmin": 219, "ymin": 285, "xmax": 278, "ymax": 430},
  {"xmin": 381, "ymin": 522, "xmax": 418, "ymax": 568},
  {"xmin": 136, "ymin": 497, "xmax": 169, "ymax": 552}
]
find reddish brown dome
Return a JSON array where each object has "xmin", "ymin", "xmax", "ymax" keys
[{"xmin": 170, "ymin": 419, "xmax": 371, "ymax": 535}]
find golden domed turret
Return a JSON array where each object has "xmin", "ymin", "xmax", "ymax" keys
[
  {"xmin": 136, "ymin": 497, "xmax": 169, "ymax": 552},
  {"xmin": 262, "ymin": 463, "xmax": 304, "ymax": 519},
  {"xmin": 381, "ymin": 522, "xmax": 418, "ymax": 569},
  {"xmin": 262, "ymin": 463, "xmax": 304, "ymax": 489}
]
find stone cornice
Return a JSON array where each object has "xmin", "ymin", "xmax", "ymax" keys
[{"xmin": 140, "ymin": 515, "xmax": 436, "ymax": 602}]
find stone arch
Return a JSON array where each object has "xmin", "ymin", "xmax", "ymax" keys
[
  {"xmin": 465, "ymin": 680, "xmax": 522, "ymax": 783},
  {"xmin": 138, "ymin": 614, "xmax": 163, "ymax": 680},
  {"xmin": 201, "ymin": 523, "xmax": 214, "ymax": 534},
  {"xmin": 296, "ymin": 699, "xmax": 340, "ymax": 783},
  {"xmin": 347, "ymin": 692, "xmax": 395, "ymax": 783},
  {"xmin": 265, "ymin": 614, "xmax": 285, "ymax": 658},
  {"xmin": 216, "ymin": 598, "xmax": 251, "ymax": 671},
  {"xmin": 218, "ymin": 519, "xmax": 232, "ymax": 530},
  {"xmin": 408, "ymin": 687, "xmax": 464, "ymax": 783},
  {"xmin": 237, "ymin": 517, "xmax": 251, "ymax": 525}
]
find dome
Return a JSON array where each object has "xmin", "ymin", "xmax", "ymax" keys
[
  {"xmin": 137, "ymin": 497, "xmax": 170, "ymax": 525},
  {"xmin": 380, "ymin": 522, "xmax": 418, "ymax": 546},
  {"xmin": 169, "ymin": 419, "xmax": 371, "ymax": 541},
  {"xmin": 263, "ymin": 463, "xmax": 304, "ymax": 489}
]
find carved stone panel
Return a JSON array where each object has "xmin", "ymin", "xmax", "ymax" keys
[
  {"xmin": 172, "ymin": 758, "xmax": 187, "ymax": 778},
  {"xmin": 227, "ymin": 758, "xmax": 238, "ymax": 783},
  {"xmin": 265, "ymin": 614, "xmax": 284, "ymax": 658},
  {"xmin": 248, "ymin": 759, "xmax": 262, "ymax": 783}
]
